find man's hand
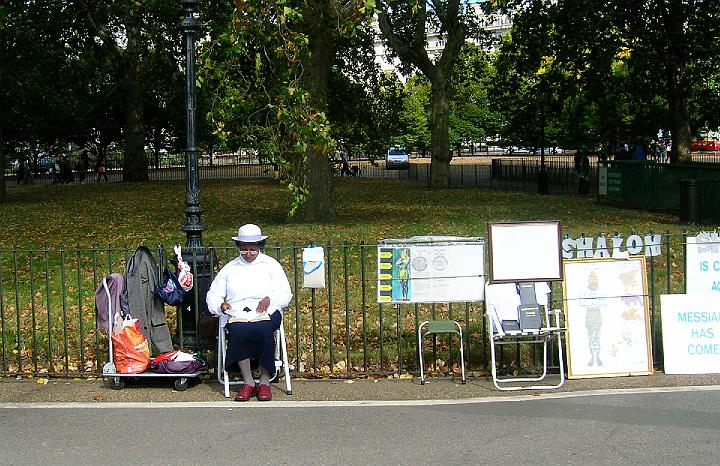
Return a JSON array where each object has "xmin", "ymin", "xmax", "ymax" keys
[
  {"xmin": 256, "ymin": 297, "xmax": 270, "ymax": 313},
  {"xmin": 220, "ymin": 302, "xmax": 232, "ymax": 314}
]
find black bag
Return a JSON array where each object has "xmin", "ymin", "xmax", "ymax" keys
[{"xmin": 154, "ymin": 265, "xmax": 186, "ymax": 306}]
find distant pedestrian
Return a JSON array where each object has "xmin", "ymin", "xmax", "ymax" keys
[
  {"xmin": 95, "ymin": 153, "xmax": 108, "ymax": 182},
  {"xmin": 574, "ymin": 151, "xmax": 590, "ymax": 195},
  {"xmin": 16, "ymin": 158, "xmax": 32, "ymax": 185}
]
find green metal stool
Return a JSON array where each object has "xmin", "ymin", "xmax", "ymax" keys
[{"xmin": 418, "ymin": 320, "xmax": 466, "ymax": 385}]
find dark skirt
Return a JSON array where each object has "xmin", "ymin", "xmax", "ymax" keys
[{"xmin": 225, "ymin": 311, "xmax": 282, "ymax": 376}]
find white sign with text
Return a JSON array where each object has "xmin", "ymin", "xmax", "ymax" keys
[
  {"xmin": 660, "ymin": 294, "xmax": 720, "ymax": 374},
  {"xmin": 686, "ymin": 234, "xmax": 720, "ymax": 293}
]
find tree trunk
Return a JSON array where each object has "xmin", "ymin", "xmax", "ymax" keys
[
  {"xmin": 668, "ymin": 81, "xmax": 692, "ymax": 164},
  {"xmin": 121, "ymin": 25, "xmax": 147, "ymax": 181},
  {"xmin": 300, "ymin": 0, "xmax": 334, "ymax": 222},
  {"xmin": 665, "ymin": 0, "xmax": 692, "ymax": 164},
  {"xmin": 430, "ymin": 73, "xmax": 451, "ymax": 188},
  {"xmin": 0, "ymin": 122, "xmax": 5, "ymax": 202}
]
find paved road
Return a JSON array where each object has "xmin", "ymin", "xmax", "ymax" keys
[{"xmin": 1, "ymin": 386, "xmax": 718, "ymax": 465}]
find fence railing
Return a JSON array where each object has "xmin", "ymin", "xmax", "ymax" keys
[{"xmin": 0, "ymin": 232, "xmax": 691, "ymax": 378}]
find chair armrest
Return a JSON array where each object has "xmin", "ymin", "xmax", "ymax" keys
[{"xmin": 545, "ymin": 308, "xmax": 563, "ymax": 329}]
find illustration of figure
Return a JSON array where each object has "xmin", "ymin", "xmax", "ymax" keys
[
  {"xmin": 395, "ymin": 248, "xmax": 411, "ymax": 301},
  {"xmin": 580, "ymin": 271, "xmax": 604, "ymax": 367},
  {"xmin": 610, "ymin": 267, "xmax": 645, "ymax": 356}
]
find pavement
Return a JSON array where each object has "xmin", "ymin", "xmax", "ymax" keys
[{"xmin": 1, "ymin": 372, "xmax": 720, "ymax": 404}]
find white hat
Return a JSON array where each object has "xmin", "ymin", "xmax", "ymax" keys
[{"xmin": 231, "ymin": 224, "xmax": 268, "ymax": 243}]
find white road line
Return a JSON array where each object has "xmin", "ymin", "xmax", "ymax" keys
[{"xmin": 1, "ymin": 385, "xmax": 719, "ymax": 409}]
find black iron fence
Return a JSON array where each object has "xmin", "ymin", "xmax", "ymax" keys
[
  {"xmin": 598, "ymin": 159, "xmax": 720, "ymax": 223},
  {"xmin": 0, "ymin": 232, "xmax": 692, "ymax": 378}
]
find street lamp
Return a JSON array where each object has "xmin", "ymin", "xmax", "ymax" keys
[
  {"xmin": 181, "ymin": 0, "xmax": 204, "ymax": 247},
  {"xmin": 179, "ymin": 0, "xmax": 207, "ymax": 348},
  {"xmin": 537, "ymin": 84, "xmax": 549, "ymax": 195}
]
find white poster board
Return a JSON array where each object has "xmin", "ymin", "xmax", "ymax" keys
[
  {"xmin": 660, "ymin": 294, "xmax": 720, "ymax": 374},
  {"xmin": 377, "ymin": 237, "xmax": 484, "ymax": 304},
  {"xmin": 686, "ymin": 234, "xmax": 720, "ymax": 293},
  {"xmin": 488, "ymin": 221, "xmax": 562, "ymax": 283},
  {"xmin": 563, "ymin": 257, "xmax": 653, "ymax": 378}
]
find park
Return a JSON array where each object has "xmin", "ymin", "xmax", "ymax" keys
[{"xmin": 0, "ymin": 0, "xmax": 719, "ymax": 415}]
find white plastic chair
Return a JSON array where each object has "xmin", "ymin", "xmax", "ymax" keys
[
  {"xmin": 216, "ymin": 315, "xmax": 292, "ymax": 397},
  {"xmin": 485, "ymin": 281, "xmax": 565, "ymax": 391}
]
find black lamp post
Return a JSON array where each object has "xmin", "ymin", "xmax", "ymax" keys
[
  {"xmin": 537, "ymin": 85, "xmax": 549, "ymax": 195},
  {"xmin": 181, "ymin": 0, "xmax": 204, "ymax": 247},
  {"xmin": 178, "ymin": 0, "xmax": 207, "ymax": 348}
]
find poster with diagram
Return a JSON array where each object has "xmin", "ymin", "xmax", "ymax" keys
[
  {"xmin": 377, "ymin": 237, "xmax": 485, "ymax": 304},
  {"xmin": 562, "ymin": 257, "xmax": 653, "ymax": 378}
]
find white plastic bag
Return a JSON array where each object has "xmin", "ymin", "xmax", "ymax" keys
[
  {"xmin": 302, "ymin": 245, "xmax": 325, "ymax": 289},
  {"xmin": 173, "ymin": 244, "xmax": 194, "ymax": 292}
]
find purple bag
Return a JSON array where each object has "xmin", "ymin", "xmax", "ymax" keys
[{"xmin": 149, "ymin": 358, "xmax": 208, "ymax": 374}]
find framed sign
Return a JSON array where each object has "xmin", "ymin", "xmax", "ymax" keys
[
  {"xmin": 660, "ymin": 294, "xmax": 720, "ymax": 374},
  {"xmin": 686, "ymin": 234, "xmax": 720, "ymax": 294},
  {"xmin": 488, "ymin": 221, "xmax": 562, "ymax": 283},
  {"xmin": 562, "ymin": 257, "xmax": 653, "ymax": 379},
  {"xmin": 377, "ymin": 237, "xmax": 485, "ymax": 304}
]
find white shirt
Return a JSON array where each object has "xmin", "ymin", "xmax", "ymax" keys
[{"xmin": 206, "ymin": 253, "xmax": 292, "ymax": 325}]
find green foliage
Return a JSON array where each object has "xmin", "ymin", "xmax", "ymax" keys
[
  {"xmin": 201, "ymin": 0, "xmax": 376, "ymax": 219},
  {"xmin": 491, "ymin": 0, "xmax": 720, "ymax": 156},
  {"xmin": 400, "ymin": 77, "xmax": 431, "ymax": 152}
]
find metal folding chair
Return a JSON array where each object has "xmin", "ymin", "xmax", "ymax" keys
[
  {"xmin": 216, "ymin": 317, "xmax": 292, "ymax": 397},
  {"xmin": 418, "ymin": 320, "xmax": 466, "ymax": 385},
  {"xmin": 485, "ymin": 281, "xmax": 565, "ymax": 391}
]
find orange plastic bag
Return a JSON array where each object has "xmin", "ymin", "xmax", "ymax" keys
[{"xmin": 112, "ymin": 318, "xmax": 150, "ymax": 374}]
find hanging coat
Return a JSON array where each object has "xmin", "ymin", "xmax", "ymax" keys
[{"xmin": 120, "ymin": 246, "xmax": 173, "ymax": 353}]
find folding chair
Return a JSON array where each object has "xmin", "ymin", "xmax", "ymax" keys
[
  {"xmin": 418, "ymin": 320, "xmax": 466, "ymax": 385},
  {"xmin": 485, "ymin": 281, "xmax": 565, "ymax": 391},
  {"xmin": 216, "ymin": 316, "xmax": 292, "ymax": 397}
]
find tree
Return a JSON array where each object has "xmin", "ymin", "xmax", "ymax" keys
[
  {"xmin": 449, "ymin": 43, "xmax": 500, "ymax": 155},
  {"xmin": 377, "ymin": 0, "xmax": 486, "ymax": 187},
  {"xmin": 494, "ymin": 0, "xmax": 720, "ymax": 162},
  {"xmin": 400, "ymin": 76, "xmax": 432, "ymax": 154},
  {"xmin": 0, "ymin": 1, "xmax": 93, "ymax": 174},
  {"xmin": 75, "ymin": 0, "xmax": 183, "ymax": 180},
  {"xmin": 203, "ymin": 0, "xmax": 374, "ymax": 221}
]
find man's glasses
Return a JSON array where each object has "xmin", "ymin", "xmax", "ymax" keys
[{"xmin": 239, "ymin": 249, "xmax": 260, "ymax": 255}]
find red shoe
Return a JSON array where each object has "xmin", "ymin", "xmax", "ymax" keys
[
  {"xmin": 256, "ymin": 384, "xmax": 272, "ymax": 401},
  {"xmin": 234, "ymin": 384, "xmax": 256, "ymax": 402}
]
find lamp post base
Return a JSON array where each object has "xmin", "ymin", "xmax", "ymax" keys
[{"xmin": 176, "ymin": 247, "xmax": 216, "ymax": 350}]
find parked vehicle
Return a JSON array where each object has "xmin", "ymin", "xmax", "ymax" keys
[
  {"xmin": 386, "ymin": 147, "xmax": 409, "ymax": 169},
  {"xmin": 691, "ymin": 140, "xmax": 720, "ymax": 151}
]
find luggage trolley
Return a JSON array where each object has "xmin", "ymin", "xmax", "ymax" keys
[{"xmin": 100, "ymin": 276, "xmax": 205, "ymax": 391}]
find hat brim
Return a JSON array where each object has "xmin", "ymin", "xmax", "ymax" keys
[{"xmin": 231, "ymin": 235, "xmax": 268, "ymax": 243}]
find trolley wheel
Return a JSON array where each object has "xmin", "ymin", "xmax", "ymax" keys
[
  {"xmin": 270, "ymin": 371, "xmax": 280, "ymax": 384},
  {"xmin": 110, "ymin": 377, "xmax": 125, "ymax": 390},
  {"xmin": 174, "ymin": 377, "xmax": 189, "ymax": 391}
]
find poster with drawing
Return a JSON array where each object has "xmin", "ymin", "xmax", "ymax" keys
[
  {"xmin": 377, "ymin": 237, "xmax": 485, "ymax": 304},
  {"xmin": 563, "ymin": 257, "xmax": 653, "ymax": 378}
]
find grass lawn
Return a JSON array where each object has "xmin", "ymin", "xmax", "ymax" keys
[
  {"xmin": 0, "ymin": 177, "xmax": 695, "ymax": 376},
  {"xmin": 0, "ymin": 177, "xmax": 688, "ymax": 249}
]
